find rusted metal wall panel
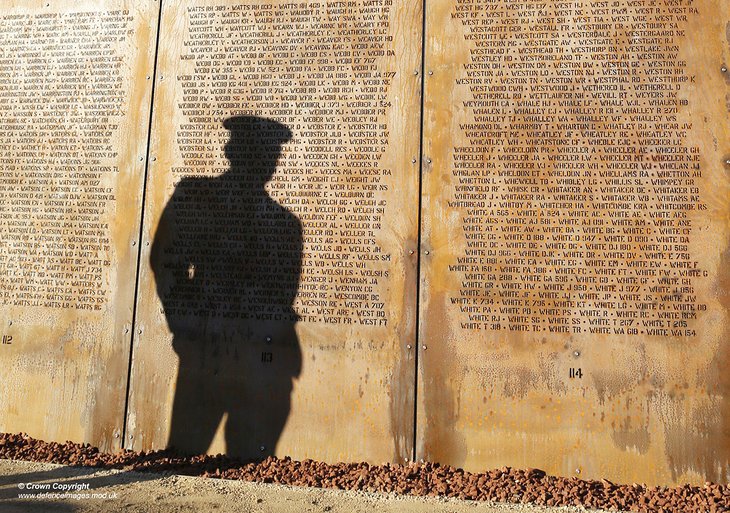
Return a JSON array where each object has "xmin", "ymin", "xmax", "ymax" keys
[
  {"xmin": 417, "ymin": 0, "xmax": 730, "ymax": 486},
  {"xmin": 0, "ymin": 1, "xmax": 159, "ymax": 451},
  {"xmin": 126, "ymin": 0, "xmax": 422, "ymax": 463}
]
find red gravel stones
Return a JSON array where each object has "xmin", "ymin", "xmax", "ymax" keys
[{"xmin": 1, "ymin": 432, "xmax": 728, "ymax": 512}]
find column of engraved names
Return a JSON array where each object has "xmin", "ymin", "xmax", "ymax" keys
[
  {"xmin": 448, "ymin": 0, "xmax": 706, "ymax": 336},
  {"xmin": 0, "ymin": 10, "xmax": 134, "ymax": 311},
  {"xmin": 170, "ymin": 1, "xmax": 397, "ymax": 327}
]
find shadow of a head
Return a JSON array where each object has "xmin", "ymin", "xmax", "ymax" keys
[{"xmin": 223, "ymin": 116, "xmax": 292, "ymax": 184}]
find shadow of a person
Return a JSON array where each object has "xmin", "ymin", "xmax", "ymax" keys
[{"xmin": 150, "ymin": 116, "xmax": 302, "ymax": 459}]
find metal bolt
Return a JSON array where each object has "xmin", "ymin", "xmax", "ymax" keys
[
  {"xmin": 259, "ymin": 445, "xmax": 266, "ymax": 452},
  {"xmin": 124, "ymin": 328, "xmax": 129, "ymax": 334},
  {"xmin": 428, "ymin": 70, "xmax": 433, "ymax": 75},
  {"xmin": 160, "ymin": 75, "xmax": 164, "ymax": 80},
  {"xmin": 406, "ymin": 344, "xmax": 412, "ymax": 349},
  {"xmin": 722, "ymin": 66, "xmax": 728, "ymax": 73},
  {"xmin": 424, "ymin": 250, "xmax": 430, "ymax": 255},
  {"xmin": 129, "ymin": 434, "xmax": 134, "ymax": 439},
  {"xmin": 114, "ymin": 433, "xmax": 119, "ymax": 438},
  {"xmin": 266, "ymin": 336, "xmax": 272, "ymax": 343},
  {"xmin": 132, "ymin": 241, "xmax": 137, "ymax": 246},
  {"xmin": 8, "ymin": 320, "xmax": 12, "ymax": 326},
  {"xmin": 411, "ymin": 158, "xmax": 416, "ymax": 164},
  {"xmin": 422, "ymin": 345, "xmax": 427, "ymax": 350},
  {"xmin": 426, "ymin": 158, "xmax": 432, "ymax": 164},
  {"xmin": 574, "ymin": 350, "xmax": 580, "ymax": 357},
  {"xmin": 725, "ymin": 159, "xmax": 730, "ymax": 165},
  {"xmin": 138, "ymin": 329, "xmax": 142, "ymax": 335},
  {"xmin": 404, "ymin": 458, "xmax": 409, "ymax": 463},
  {"xmin": 152, "ymin": 157, "xmax": 157, "ymax": 161},
  {"xmin": 145, "ymin": 241, "xmax": 150, "ymax": 247},
  {"xmin": 413, "ymin": 70, "xmax": 419, "ymax": 76},
  {"xmin": 575, "ymin": 468, "xmax": 581, "ymax": 474},
  {"xmin": 146, "ymin": 76, "xmax": 150, "ymax": 80},
  {"xmin": 409, "ymin": 250, "xmax": 414, "ymax": 255},
  {"xmin": 139, "ymin": 156, "xmax": 144, "ymax": 161}
]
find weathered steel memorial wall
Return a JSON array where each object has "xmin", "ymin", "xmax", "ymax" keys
[
  {"xmin": 0, "ymin": 0, "xmax": 728, "ymax": 486},
  {"xmin": 0, "ymin": 0, "xmax": 158, "ymax": 452},
  {"xmin": 125, "ymin": 0, "xmax": 422, "ymax": 463},
  {"xmin": 418, "ymin": 0, "xmax": 730, "ymax": 485}
]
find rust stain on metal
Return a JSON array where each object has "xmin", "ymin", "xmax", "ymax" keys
[
  {"xmin": 126, "ymin": 0, "xmax": 422, "ymax": 464},
  {"xmin": 0, "ymin": 0, "xmax": 158, "ymax": 452},
  {"xmin": 417, "ymin": 0, "xmax": 730, "ymax": 486}
]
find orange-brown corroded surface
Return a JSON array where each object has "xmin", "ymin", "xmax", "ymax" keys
[
  {"xmin": 418, "ymin": 0, "xmax": 730, "ymax": 486},
  {"xmin": 0, "ymin": 0, "xmax": 158, "ymax": 452},
  {"xmin": 127, "ymin": 0, "xmax": 423, "ymax": 464}
]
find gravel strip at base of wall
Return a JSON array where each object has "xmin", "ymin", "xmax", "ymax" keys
[{"xmin": 1, "ymin": 433, "xmax": 727, "ymax": 512}]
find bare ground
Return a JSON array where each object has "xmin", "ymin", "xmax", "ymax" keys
[{"xmin": 0, "ymin": 459, "xmax": 611, "ymax": 513}]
